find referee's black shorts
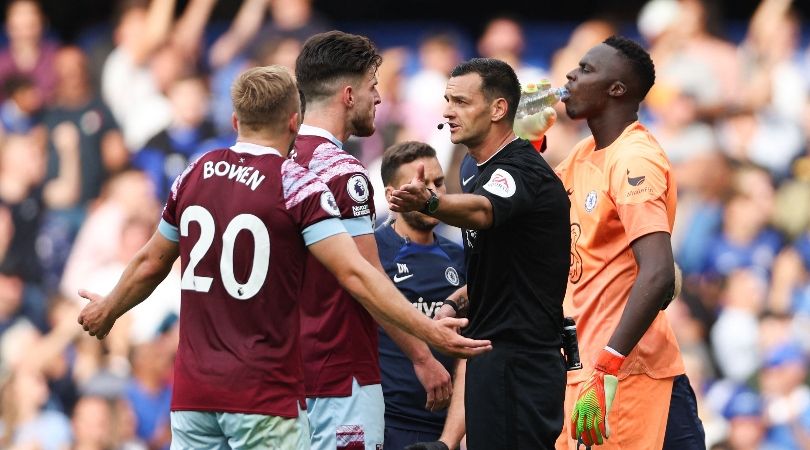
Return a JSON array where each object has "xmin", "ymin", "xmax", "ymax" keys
[{"xmin": 465, "ymin": 344, "xmax": 566, "ymax": 450}]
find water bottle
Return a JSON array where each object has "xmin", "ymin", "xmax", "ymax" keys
[{"xmin": 515, "ymin": 82, "xmax": 570, "ymax": 119}]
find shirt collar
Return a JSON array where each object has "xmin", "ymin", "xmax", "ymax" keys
[
  {"xmin": 230, "ymin": 141, "xmax": 282, "ymax": 157},
  {"xmin": 477, "ymin": 136, "xmax": 519, "ymax": 167},
  {"xmin": 299, "ymin": 124, "xmax": 343, "ymax": 149}
]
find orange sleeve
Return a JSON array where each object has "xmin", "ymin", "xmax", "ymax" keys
[{"xmin": 610, "ymin": 148, "xmax": 672, "ymax": 243}]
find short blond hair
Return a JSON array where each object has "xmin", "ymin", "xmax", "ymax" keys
[{"xmin": 231, "ymin": 65, "xmax": 299, "ymax": 133}]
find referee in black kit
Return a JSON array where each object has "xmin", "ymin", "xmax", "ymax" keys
[{"xmin": 389, "ymin": 58, "xmax": 570, "ymax": 450}]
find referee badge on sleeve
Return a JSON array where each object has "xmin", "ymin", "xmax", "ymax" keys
[{"xmin": 483, "ymin": 168, "xmax": 516, "ymax": 198}]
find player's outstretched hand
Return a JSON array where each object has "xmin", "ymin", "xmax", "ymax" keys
[
  {"xmin": 429, "ymin": 317, "xmax": 492, "ymax": 358},
  {"xmin": 77, "ymin": 289, "xmax": 116, "ymax": 340},
  {"xmin": 405, "ymin": 442, "xmax": 450, "ymax": 450},
  {"xmin": 389, "ymin": 164, "xmax": 429, "ymax": 213},
  {"xmin": 413, "ymin": 356, "xmax": 452, "ymax": 411}
]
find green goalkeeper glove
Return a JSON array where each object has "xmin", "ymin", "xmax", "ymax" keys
[{"xmin": 571, "ymin": 347, "xmax": 625, "ymax": 446}]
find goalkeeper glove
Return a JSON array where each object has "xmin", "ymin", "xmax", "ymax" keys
[
  {"xmin": 514, "ymin": 81, "xmax": 558, "ymax": 141},
  {"xmin": 405, "ymin": 442, "xmax": 450, "ymax": 450},
  {"xmin": 571, "ymin": 347, "xmax": 625, "ymax": 446}
]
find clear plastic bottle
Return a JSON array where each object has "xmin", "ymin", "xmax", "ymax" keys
[{"xmin": 515, "ymin": 83, "xmax": 570, "ymax": 119}]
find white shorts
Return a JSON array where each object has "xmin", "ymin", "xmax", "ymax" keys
[
  {"xmin": 306, "ymin": 378, "xmax": 385, "ymax": 450},
  {"xmin": 170, "ymin": 407, "xmax": 310, "ymax": 450}
]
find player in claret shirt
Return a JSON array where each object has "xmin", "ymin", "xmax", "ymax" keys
[
  {"xmin": 294, "ymin": 31, "xmax": 465, "ymax": 450},
  {"xmin": 77, "ymin": 65, "xmax": 490, "ymax": 448}
]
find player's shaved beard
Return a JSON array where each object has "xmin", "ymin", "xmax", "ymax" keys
[{"xmin": 399, "ymin": 210, "xmax": 439, "ymax": 232}]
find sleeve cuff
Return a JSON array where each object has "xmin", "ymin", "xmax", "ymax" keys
[
  {"xmin": 303, "ymin": 218, "xmax": 347, "ymax": 246},
  {"xmin": 158, "ymin": 218, "xmax": 179, "ymax": 242},
  {"xmin": 341, "ymin": 216, "xmax": 374, "ymax": 237}
]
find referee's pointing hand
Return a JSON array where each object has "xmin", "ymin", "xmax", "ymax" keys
[{"xmin": 389, "ymin": 164, "xmax": 430, "ymax": 213}]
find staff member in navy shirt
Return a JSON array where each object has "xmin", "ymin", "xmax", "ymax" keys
[{"xmin": 376, "ymin": 141, "xmax": 466, "ymax": 450}]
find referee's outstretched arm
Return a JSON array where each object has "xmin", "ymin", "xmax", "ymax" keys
[{"xmin": 390, "ymin": 165, "xmax": 494, "ymax": 230}]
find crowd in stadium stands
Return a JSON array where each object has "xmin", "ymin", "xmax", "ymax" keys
[{"xmin": 0, "ymin": 0, "xmax": 809, "ymax": 448}]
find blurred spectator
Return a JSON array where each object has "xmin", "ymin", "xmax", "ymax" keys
[
  {"xmin": 0, "ymin": 0, "xmax": 59, "ymax": 104},
  {"xmin": 0, "ymin": 75, "xmax": 43, "ymax": 137},
  {"xmin": 70, "ymin": 394, "xmax": 148, "ymax": 450},
  {"xmin": 101, "ymin": 0, "xmax": 214, "ymax": 150},
  {"xmin": 643, "ymin": 0, "xmax": 742, "ymax": 120},
  {"xmin": 710, "ymin": 269, "xmax": 765, "ymax": 382},
  {"xmin": 71, "ymin": 395, "xmax": 114, "ymax": 450},
  {"xmin": 717, "ymin": 110, "xmax": 804, "ymax": 179},
  {"xmin": 251, "ymin": 35, "xmax": 303, "ymax": 71},
  {"xmin": 738, "ymin": 0, "xmax": 807, "ymax": 121},
  {"xmin": 476, "ymin": 16, "xmax": 547, "ymax": 83},
  {"xmin": 208, "ymin": 0, "xmax": 327, "ymax": 69},
  {"xmin": 60, "ymin": 170, "xmax": 159, "ymax": 303},
  {"xmin": 768, "ymin": 246, "xmax": 810, "ymax": 316},
  {"xmin": 673, "ymin": 151, "xmax": 733, "ymax": 276},
  {"xmin": 401, "ymin": 32, "xmax": 463, "ymax": 169},
  {"xmin": 701, "ymin": 167, "xmax": 782, "ymax": 278},
  {"xmin": 47, "ymin": 46, "xmax": 128, "ymax": 186},
  {"xmin": 0, "ymin": 366, "xmax": 72, "ymax": 450},
  {"xmin": 0, "ymin": 274, "xmax": 27, "ymax": 337},
  {"xmin": 124, "ymin": 340, "xmax": 172, "ymax": 449},
  {"xmin": 0, "ymin": 130, "xmax": 80, "ymax": 285},
  {"xmin": 208, "ymin": 0, "xmax": 327, "ymax": 133},
  {"xmin": 38, "ymin": 46, "xmax": 129, "ymax": 292},
  {"xmin": 132, "ymin": 75, "xmax": 215, "ymax": 200},
  {"xmin": 710, "ymin": 388, "xmax": 781, "ymax": 450},
  {"xmin": 648, "ymin": 86, "xmax": 717, "ymax": 166},
  {"xmin": 759, "ymin": 343, "xmax": 810, "ymax": 449}
]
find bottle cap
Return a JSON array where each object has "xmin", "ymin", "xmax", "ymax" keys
[{"xmin": 522, "ymin": 83, "xmax": 539, "ymax": 93}]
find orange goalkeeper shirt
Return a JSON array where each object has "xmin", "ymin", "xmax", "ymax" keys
[{"xmin": 555, "ymin": 121, "xmax": 684, "ymax": 384}]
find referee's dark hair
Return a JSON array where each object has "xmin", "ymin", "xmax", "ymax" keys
[
  {"xmin": 380, "ymin": 141, "xmax": 437, "ymax": 187},
  {"xmin": 450, "ymin": 58, "xmax": 521, "ymax": 123},
  {"xmin": 603, "ymin": 35, "xmax": 656, "ymax": 101},
  {"xmin": 296, "ymin": 31, "xmax": 383, "ymax": 104}
]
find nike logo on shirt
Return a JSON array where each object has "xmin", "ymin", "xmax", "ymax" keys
[
  {"xmin": 393, "ymin": 274, "xmax": 414, "ymax": 283},
  {"xmin": 462, "ymin": 175, "xmax": 475, "ymax": 186}
]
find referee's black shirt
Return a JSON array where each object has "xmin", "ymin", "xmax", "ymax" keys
[{"xmin": 463, "ymin": 138, "xmax": 570, "ymax": 349}]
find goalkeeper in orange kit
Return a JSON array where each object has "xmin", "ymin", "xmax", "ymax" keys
[{"xmin": 552, "ymin": 36, "xmax": 705, "ymax": 450}]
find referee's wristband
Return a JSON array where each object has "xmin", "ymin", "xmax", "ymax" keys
[{"xmin": 442, "ymin": 299, "xmax": 460, "ymax": 313}]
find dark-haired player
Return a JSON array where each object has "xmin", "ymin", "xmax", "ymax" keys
[
  {"xmin": 376, "ymin": 141, "xmax": 465, "ymax": 450},
  {"xmin": 554, "ymin": 36, "xmax": 704, "ymax": 449},
  {"xmin": 294, "ymin": 31, "xmax": 467, "ymax": 450},
  {"xmin": 390, "ymin": 57, "xmax": 570, "ymax": 450}
]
